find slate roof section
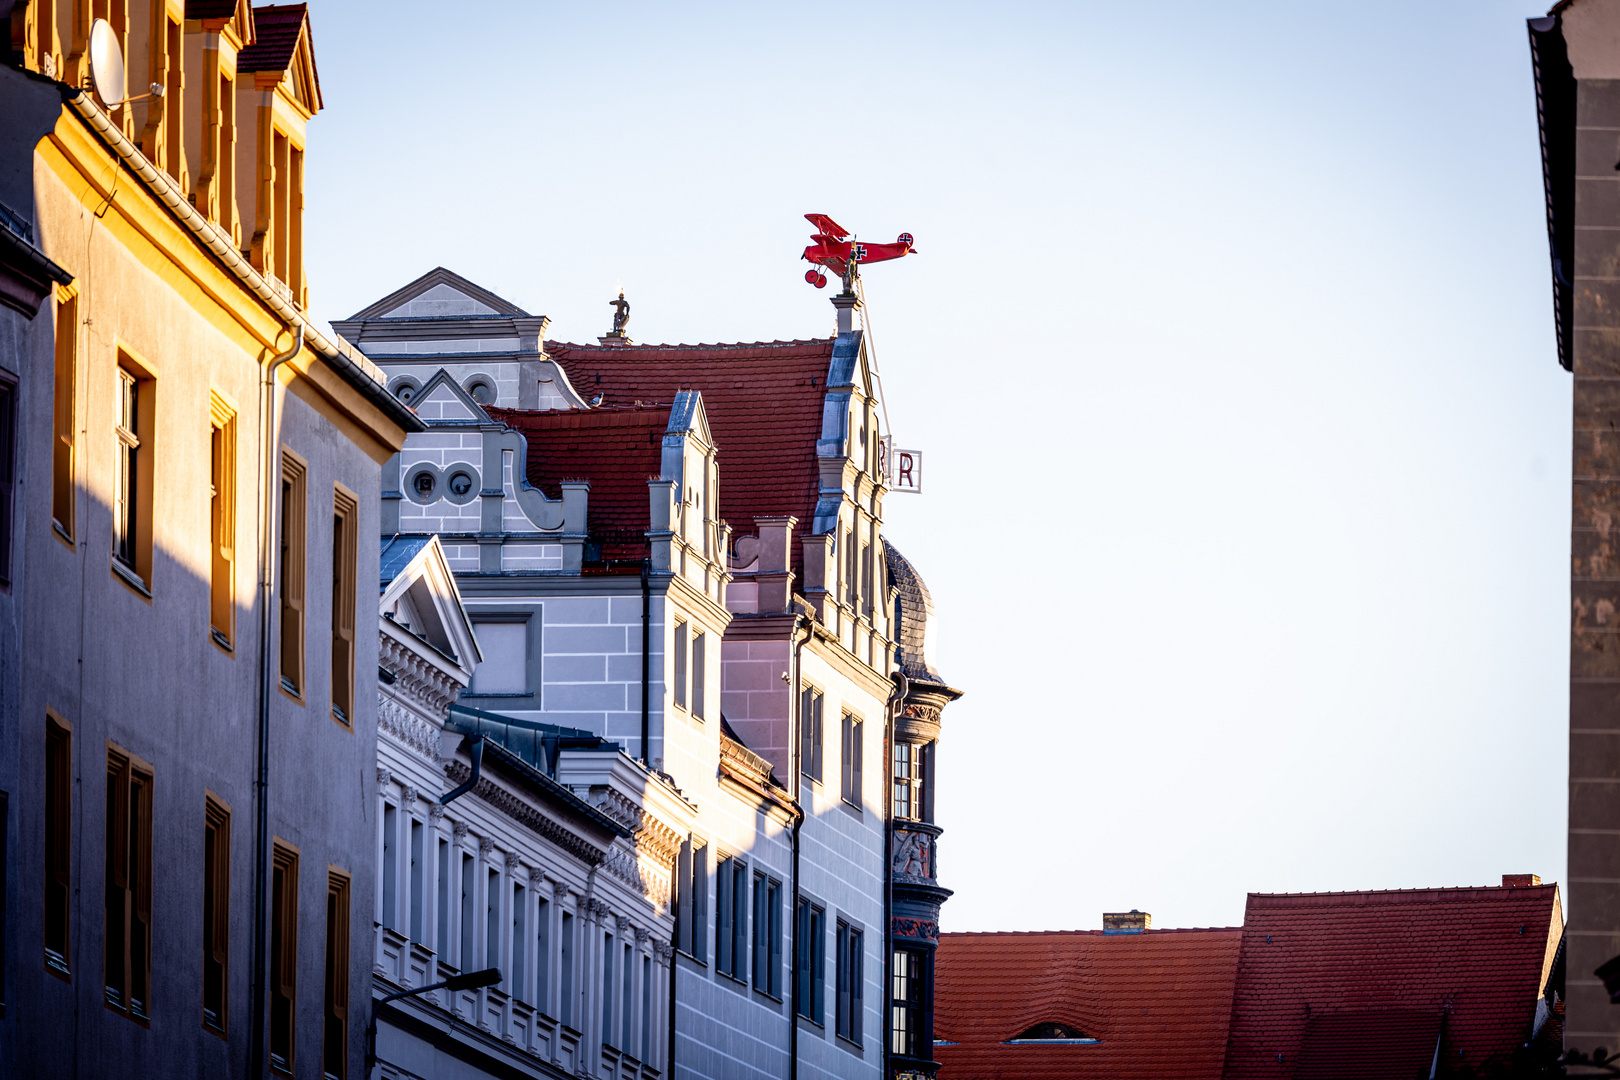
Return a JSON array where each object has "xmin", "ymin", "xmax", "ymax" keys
[
  {"xmin": 236, "ymin": 4, "xmax": 308, "ymax": 74},
  {"xmin": 544, "ymin": 339, "xmax": 835, "ymax": 546},
  {"xmin": 379, "ymin": 535, "xmax": 433, "ymax": 589},
  {"xmin": 487, "ymin": 404, "xmax": 669, "ymax": 559},
  {"xmin": 1220, "ymin": 884, "xmax": 1564, "ymax": 1079},
  {"xmin": 885, "ymin": 539, "xmax": 953, "ymax": 690},
  {"xmin": 934, "ymin": 928, "xmax": 1244, "ymax": 1080}
]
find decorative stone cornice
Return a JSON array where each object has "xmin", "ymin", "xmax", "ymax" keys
[
  {"xmin": 377, "ymin": 695, "xmax": 441, "ymax": 763},
  {"xmin": 379, "ymin": 633, "xmax": 462, "ymax": 717},
  {"xmin": 444, "ymin": 761, "xmax": 606, "ymax": 867}
]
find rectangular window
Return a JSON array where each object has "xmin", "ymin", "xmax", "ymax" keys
[
  {"xmin": 536, "ymin": 897, "xmax": 551, "ymax": 1015},
  {"xmin": 0, "ymin": 373, "xmax": 15, "ymax": 583},
  {"xmin": 380, "ymin": 803, "xmax": 397, "ymax": 931},
  {"xmin": 673, "ymin": 620, "xmax": 687, "ymax": 710},
  {"xmin": 893, "ymin": 743, "xmax": 916, "ymax": 821},
  {"xmin": 716, "ymin": 854, "xmax": 747, "ymax": 980},
  {"xmin": 209, "ymin": 396, "xmax": 236, "ymax": 646},
  {"xmin": 270, "ymin": 842, "xmax": 299, "ymax": 1073},
  {"xmin": 801, "ymin": 685, "xmax": 824, "ymax": 785},
  {"xmin": 622, "ymin": 942, "xmax": 633, "ymax": 1053},
  {"xmin": 203, "ymin": 795, "xmax": 231, "ymax": 1033},
  {"xmin": 891, "ymin": 948, "xmax": 924, "ymax": 1058},
  {"xmin": 486, "ymin": 868, "xmax": 500, "ymax": 976},
  {"xmin": 330, "ymin": 487, "xmax": 357, "ymax": 727},
  {"xmin": 919, "ymin": 742, "xmax": 935, "ymax": 822},
  {"xmin": 841, "ymin": 714, "xmax": 863, "ymax": 808},
  {"xmin": 323, "ymin": 870, "xmax": 350, "ymax": 1080},
  {"xmin": 796, "ymin": 899, "xmax": 825, "ymax": 1022},
  {"xmin": 511, "ymin": 884, "xmax": 526, "ymax": 1003},
  {"xmin": 436, "ymin": 838, "xmax": 449, "ymax": 956},
  {"xmin": 601, "ymin": 931, "xmax": 613, "ymax": 1046},
  {"xmin": 641, "ymin": 954, "xmax": 652, "ymax": 1063},
  {"xmin": 678, "ymin": 838, "xmax": 707, "ymax": 963},
  {"xmin": 691, "ymin": 632, "xmax": 706, "ymax": 720},
  {"xmin": 845, "ymin": 528, "xmax": 857, "ymax": 607},
  {"xmin": 104, "ymin": 748, "xmax": 152, "ymax": 1020},
  {"xmin": 459, "ymin": 852, "xmax": 475, "ymax": 970},
  {"xmin": 753, "ymin": 872, "xmax": 782, "ymax": 998},
  {"xmin": 409, "ymin": 820, "xmax": 424, "ymax": 943},
  {"xmin": 861, "ymin": 543, "xmax": 873, "ymax": 616},
  {"xmin": 467, "ymin": 620, "xmax": 526, "ymax": 695},
  {"xmin": 279, "ymin": 454, "xmax": 306, "ymax": 696},
  {"xmin": 112, "ymin": 360, "xmax": 154, "ymax": 587},
  {"xmin": 52, "ymin": 287, "xmax": 76, "ymax": 536},
  {"xmin": 45, "ymin": 718, "xmax": 71, "ymax": 976},
  {"xmin": 560, "ymin": 911, "xmax": 575, "ymax": 1028},
  {"xmin": 836, "ymin": 920, "xmax": 864, "ymax": 1043}
]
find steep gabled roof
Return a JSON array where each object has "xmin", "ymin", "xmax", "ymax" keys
[
  {"xmin": 235, "ymin": 5, "xmax": 322, "ymax": 113},
  {"xmin": 934, "ymin": 928, "xmax": 1244, "ymax": 1080},
  {"xmin": 1221, "ymin": 883, "xmax": 1564, "ymax": 1078},
  {"xmin": 487, "ymin": 404, "xmax": 670, "ymax": 558},
  {"xmin": 545, "ymin": 338, "xmax": 835, "ymax": 541}
]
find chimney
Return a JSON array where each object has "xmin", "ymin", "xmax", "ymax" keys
[
  {"xmin": 1502, "ymin": 874, "xmax": 1542, "ymax": 888},
  {"xmin": 752, "ymin": 516, "xmax": 797, "ymax": 614},
  {"xmin": 1102, "ymin": 910, "xmax": 1151, "ymax": 934}
]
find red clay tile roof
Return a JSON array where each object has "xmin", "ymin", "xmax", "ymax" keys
[
  {"xmin": 1290, "ymin": 1010, "xmax": 1442, "ymax": 1079},
  {"xmin": 544, "ymin": 339, "xmax": 835, "ymax": 545},
  {"xmin": 934, "ymin": 928, "xmax": 1244, "ymax": 1080},
  {"xmin": 236, "ymin": 4, "xmax": 307, "ymax": 73},
  {"xmin": 486, "ymin": 404, "xmax": 668, "ymax": 558},
  {"xmin": 1221, "ymin": 884, "xmax": 1563, "ymax": 1079}
]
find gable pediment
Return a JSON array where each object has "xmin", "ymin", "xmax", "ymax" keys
[
  {"xmin": 380, "ymin": 535, "xmax": 482, "ymax": 680},
  {"xmin": 412, "ymin": 369, "xmax": 491, "ymax": 425},
  {"xmin": 349, "ymin": 267, "xmax": 530, "ymax": 321}
]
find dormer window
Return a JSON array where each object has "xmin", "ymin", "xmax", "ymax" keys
[{"xmin": 1006, "ymin": 1022, "xmax": 1098, "ymax": 1044}]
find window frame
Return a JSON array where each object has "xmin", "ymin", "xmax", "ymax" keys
[
  {"xmin": 674, "ymin": 836, "xmax": 708, "ymax": 963},
  {"xmin": 270, "ymin": 840, "xmax": 300, "ymax": 1074},
  {"xmin": 203, "ymin": 793, "xmax": 231, "ymax": 1035},
  {"xmin": 673, "ymin": 619, "xmax": 688, "ymax": 711},
  {"xmin": 52, "ymin": 284, "xmax": 77, "ymax": 541},
  {"xmin": 44, "ymin": 713, "xmax": 71, "ymax": 979},
  {"xmin": 796, "ymin": 898, "xmax": 825, "ymax": 1023},
  {"xmin": 890, "ymin": 947, "xmax": 926, "ymax": 1058},
  {"xmin": 715, "ymin": 852, "xmax": 747, "ymax": 982},
  {"xmin": 323, "ymin": 868, "xmax": 351, "ymax": 1080},
  {"xmin": 691, "ymin": 630, "xmax": 706, "ymax": 720},
  {"xmin": 111, "ymin": 352, "xmax": 155, "ymax": 593},
  {"xmin": 753, "ymin": 871, "xmax": 782, "ymax": 999},
  {"xmin": 835, "ymin": 918, "xmax": 864, "ymax": 1045},
  {"xmin": 330, "ymin": 485, "xmax": 358, "ymax": 728},
  {"xmin": 800, "ymin": 684, "xmax": 824, "ymax": 786},
  {"xmin": 841, "ymin": 712, "xmax": 864, "ymax": 810},
  {"xmin": 208, "ymin": 394, "xmax": 237, "ymax": 649},
  {"xmin": 278, "ymin": 451, "xmax": 307, "ymax": 700},
  {"xmin": 104, "ymin": 744, "xmax": 153, "ymax": 1022},
  {"xmin": 464, "ymin": 610, "xmax": 539, "ymax": 699}
]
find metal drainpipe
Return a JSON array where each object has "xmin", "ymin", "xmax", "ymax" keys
[
  {"xmin": 248, "ymin": 323, "xmax": 302, "ymax": 1079},
  {"xmin": 788, "ymin": 614, "xmax": 811, "ymax": 1080},
  {"xmin": 883, "ymin": 670, "xmax": 908, "ymax": 1080},
  {"xmin": 641, "ymin": 559, "xmax": 651, "ymax": 765}
]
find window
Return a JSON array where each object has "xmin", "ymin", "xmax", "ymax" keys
[
  {"xmin": 691, "ymin": 632, "xmax": 706, "ymax": 720},
  {"xmin": 324, "ymin": 870, "xmax": 350, "ymax": 1080},
  {"xmin": 673, "ymin": 620, "xmax": 687, "ymax": 710},
  {"xmin": 861, "ymin": 543, "xmax": 873, "ymax": 617},
  {"xmin": 408, "ymin": 820, "xmax": 424, "ymax": 941},
  {"xmin": 641, "ymin": 955, "xmax": 652, "ymax": 1063},
  {"xmin": 836, "ymin": 921, "xmax": 864, "ymax": 1043},
  {"xmin": 436, "ymin": 837, "xmax": 450, "ymax": 957},
  {"xmin": 622, "ymin": 942, "xmax": 633, "ymax": 1054},
  {"xmin": 675, "ymin": 838, "xmax": 707, "ymax": 962},
  {"xmin": 52, "ymin": 286, "xmax": 76, "ymax": 536},
  {"xmin": 486, "ymin": 868, "xmax": 500, "ymax": 976},
  {"xmin": 800, "ymin": 685, "xmax": 824, "ymax": 785},
  {"xmin": 279, "ymin": 453, "xmax": 307, "ymax": 696},
  {"xmin": 468, "ymin": 620, "xmax": 527, "ymax": 695},
  {"xmin": 512, "ymin": 883, "xmax": 526, "ymax": 1002},
  {"xmin": 203, "ymin": 795, "xmax": 231, "ymax": 1033},
  {"xmin": 330, "ymin": 487, "xmax": 357, "ymax": 727},
  {"xmin": 1006, "ymin": 1021, "xmax": 1097, "ymax": 1044},
  {"xmin": 796, "ymin": 899, "xmax": 824, "ymax": 1022},
  {"xmin": 601, "ymin": 931, "xmax": 613, "ymax": 1046},
  {"xmin": 209, "ymin": 397, "xmax": 236, "ymax": 646},
  {"xmin": 560, "ymin": 911, "xmax": 575, "ymax": 1028},
  {"xmin": 841, "ymin": 713, "xmax": 863, "ymax": 808},
  {"xmin": 459, "ymin": 852, "xmax": 475, "ymax": 970},
  {"xmin": 894, "ymin": 743, "xmax": 916, "ymax": 820},
  {"xmin": 753, "ymin": 872, "xmax": 782, "ymax": 998},
  {"xmin": 380, "ymin": 803, "xmax": 397, "ymax": 930},
  {"xmin": 270, "ymin": 842, "xmax": 299, "ymax": 1073},
  {"xmin": 112, "ymin": 360, "xmax": 154, "ymax": 588},
  {"xmin": 0, "ymin": 373, "xmax": 15, "ymax": 583},
  {"xmin": 716, "ymin": 854, "xmax": 747, "ymax": 981},
  {"xmin": 44, "ymin": 717, "xmax": 71, "ymax": 976},
  {"xmin": 844, "ymin": 528, "xmax": 856, "ymax": 606},
  {"xmin": 891, "ymin": 948, "xmax": 925, "ymax": 1057},
  {"xmin": 105, "ymin": 748, "xmax": 152, "ymax": 1020},
  {"xmin": 536, "ymin": 897, "xmax": 551, "ymax": 1015}
]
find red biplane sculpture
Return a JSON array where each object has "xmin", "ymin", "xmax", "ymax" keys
[{"xmin": 801, "ymin": 213, "xmax": 916, "ymax": 290}]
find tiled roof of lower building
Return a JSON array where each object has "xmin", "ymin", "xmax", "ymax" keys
[
  {"xmin": 1221, "ymin": 883, "xmax": 1563, "ymax": 1079},
  {"xmin": 934, "ymin": 928, "xmax": 1244, "ymax": 1080}
]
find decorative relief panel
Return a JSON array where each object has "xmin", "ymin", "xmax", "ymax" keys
[
  {"xmin": 890, "ymin": 916, "xmax": 939, "ymax": 942},
  {"xmin": 892, "ymin": 826, "xmax": 935, "ymax": 884}
]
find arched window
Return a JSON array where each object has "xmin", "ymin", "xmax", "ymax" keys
[
  {"xmin": 389, "ymin": 376, "xmax": 421, "ymax": 405},
  {"xmin": 463, "ymin": 376, "xmax": 496, "ymax": 406},
  {"xmin": 1006, "ymin": 1021, "xmax": 1098, "ymax": 1044}
]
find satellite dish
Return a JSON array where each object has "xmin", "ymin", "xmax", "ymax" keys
[{"xmin": 88, "ymin": 19, "xmax": 125, "ymax": 108}]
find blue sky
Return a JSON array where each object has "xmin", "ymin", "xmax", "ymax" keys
[{"xmin": 303, "ymin": 1, "xmax": 1570, "ymax": 931}]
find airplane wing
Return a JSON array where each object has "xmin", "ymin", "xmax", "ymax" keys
[{"xmin": 804, "ymin": 213, "xmax": 849, "ymax": 239}]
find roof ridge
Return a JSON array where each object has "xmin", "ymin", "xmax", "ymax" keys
[
  {"xmin": 940, "ymin": 927, "xmax": 1244, "ymax": 937},
  {"xmin": 1247, "ymin": 882, "xmax": 1558, "ymax": 901},
  {"xmin": 546, "ymin": 337, "xmax": 833, "ymax": 352}
]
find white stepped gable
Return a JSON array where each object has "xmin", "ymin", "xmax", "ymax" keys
[{"xmin": 380, "ymin": 281, "xmax": 500, "ymax": 319}]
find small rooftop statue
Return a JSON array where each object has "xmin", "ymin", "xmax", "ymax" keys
[{"xmin": 607, "ymin": 290, "xmax": 630, "ymax": 337}]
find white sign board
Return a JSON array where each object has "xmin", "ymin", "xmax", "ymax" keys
[{"xmin": 890, "ymin": 449, "xmax": 923, "ymax": 493}]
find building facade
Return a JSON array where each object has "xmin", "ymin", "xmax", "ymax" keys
[
  {"xmin": 337, "ymin": 266, "xmax": 956, "ymax": 1079},
  {"xmin": 1, "ymin": 3, "xmax": 419, "ymax": 1078},
  {"xmin": 1531, "ymin": 0, "xmax": 1620, "ymax": 1052}
]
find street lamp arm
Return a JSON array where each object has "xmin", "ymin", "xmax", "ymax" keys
[{"xmin": 365, "ymin": 967, "xmax": 501, "ymax": 1077}]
